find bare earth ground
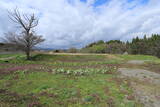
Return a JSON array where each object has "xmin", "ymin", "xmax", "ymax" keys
[
  {"xmin": 127, "ymin": 60, "xmax": 145, "ymax": 65},
  {"xmin": 0, "ymin": 56, "xmax": 17, "ymax": 60},
  {"xmin": 119, "ymin": 60, "xmax": 160, "ymax": 107}
]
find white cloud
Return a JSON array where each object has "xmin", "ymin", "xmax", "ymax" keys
[{"xmin": 0, "ymin": 0, "xmax": 160, "ymax": 49}]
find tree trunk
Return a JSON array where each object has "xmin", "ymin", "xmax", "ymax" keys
[
  {"xmin": 26, "ymin": 50, "xmax": 30, "ymax": 60},
  {"xmin": 26, "ymin": 31, "xmax": 31, "ymax": 60}
]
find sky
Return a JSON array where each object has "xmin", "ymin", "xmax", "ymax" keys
[{"xmin": 0, "ymin": 0, "xmax": 160, "ymax": 49}]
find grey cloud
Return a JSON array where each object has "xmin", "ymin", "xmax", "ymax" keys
[{"xmin": 0, "ymin": 0, "xmax": 160, "ymax": 49}]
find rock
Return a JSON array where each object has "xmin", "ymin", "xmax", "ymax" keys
[{"xmin": 123, "ymin": 52, "xmax": 128, "ymax": 55}]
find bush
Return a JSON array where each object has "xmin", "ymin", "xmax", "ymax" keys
[
  {"xmin": 105, "ymin": 42, "xmax": 126, "ymax": 54},
  {"xmin": 67, "ymin": 47, "xmax": 78, "ymax": 53}
]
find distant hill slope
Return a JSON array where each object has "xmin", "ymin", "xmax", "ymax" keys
[
  {"xmin": 0, "ymin": 43, "xmax": 22, "ymax": 52},
  {"xmin": 80, "ymin": 40, "xmax": 126, "ymax": 54}
]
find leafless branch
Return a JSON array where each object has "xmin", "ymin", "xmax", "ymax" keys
[{"xmin": 3, "ymin": 8, "xmax": 45, "ymax": 60}]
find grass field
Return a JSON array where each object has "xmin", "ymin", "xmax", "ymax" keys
[{"xmin": 0, "ymin": 53, "xmax": 160, "ymax": 107}]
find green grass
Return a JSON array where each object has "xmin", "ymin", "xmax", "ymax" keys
[
  {"xmin": 1, "ymin": 53, "xmax": 157, "ymax": 106},
  {"xmin": 117, "ymin": 54, "xmax": 160, "ymax": 62},
  {"xmin": 0, "ymin": 53, "xmax": 23, "ymax": 58},
  {"xmin": 0, "ymin": 71, "xmax": 138, "ymax": 107}
]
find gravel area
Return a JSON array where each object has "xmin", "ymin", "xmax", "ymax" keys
[
  {"xmin": 127, "ymin": 60, "xmax": 145, "ymax": 65},
  {"xmin": 118, "ymin": 61, "xmax": 160, "ymax": 107}
]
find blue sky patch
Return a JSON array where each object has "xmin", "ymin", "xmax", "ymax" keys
[
  {"xmin": 128, "ymin": 0, "xmax": 149, "ymax": 4},
  {"xmin": 94, "ymin": 0, "xmax": 108, "ymax": 6},
  {"xmin": 80, "ymin": 0, "xmax": 149, "ymax": 6},
  {"xmin": 80, "ymin": 0, "xmax": 87, "ymax": 2},
  {"xmin": 80, "ymin": 0, "xmax": 108, "ymax": 6}
]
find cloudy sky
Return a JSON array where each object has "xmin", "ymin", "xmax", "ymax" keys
[{"xmin": 0, "ymin": 0, "xmax": 160, "ymax": 49}]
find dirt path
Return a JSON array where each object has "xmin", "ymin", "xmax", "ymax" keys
[
  {"xmin": 118, "ymin": 60, "xmax": 160, "ymax": 107},
  {"xmin": 127, "ymin": 60, "xmax": 145, "ymax": 65},
  {"xmin": 0, "ymin": 56, "xmax": 17, "ymax": 61}
]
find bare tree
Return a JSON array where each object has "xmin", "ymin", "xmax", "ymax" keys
[{"xmin": 4, "ymin": 8, "xmax": 45, "ymax": 60}]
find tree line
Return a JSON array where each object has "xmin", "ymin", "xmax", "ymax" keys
[
  {"xmin": 79, "ymin": 34, "xmax": 160, "ymax": 58},
  {"xmin": 128, "ymin": 34, "xmax": 160, "ymax": 57}
]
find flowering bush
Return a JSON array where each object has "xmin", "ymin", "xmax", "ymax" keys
[{"xmin": 52, "ymin": 66, "xmax": 117, "ymax": 76}]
